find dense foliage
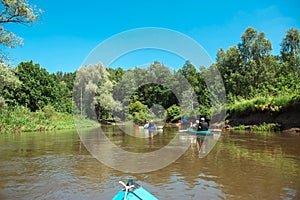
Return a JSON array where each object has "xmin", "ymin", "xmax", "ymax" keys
[
  {"xmin": 216, "ymin": 27, "xmax": 300, "ymax": 101},
  {"xmin": 1, "ymin": 26, "xmax": 299, "ymax": 133},
  {"xmin": 1, "ymin": 61, "xmax": 74, "ymax": 113}
]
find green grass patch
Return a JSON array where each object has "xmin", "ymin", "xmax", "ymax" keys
[
  {"xmin": 228, "ymin": 93, "xmax": 300, "ymax": 116},
  {"xmin": 232, "ymin": 123, "xmax": 281, "ymax": 132},
  {"xmin": 0, "ymin": 106, "xmax": 98, "ymax": 134}
]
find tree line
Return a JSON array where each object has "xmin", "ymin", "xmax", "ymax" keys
[
  {"xmin": 1, "ymin": 27, "xmax": 299, "ymax": 124},
  {"xmin": 72, "ymin": 27, "xmax": 300, "ymax": 124},
  {"xmin": 0, "ymin": 1, "xmax": 299, "ymax": 124}
]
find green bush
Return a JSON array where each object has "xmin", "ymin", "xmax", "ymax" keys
[
  {"xmin": 42, "ymin": 105, "xmax": 55, "ymax": 119},
  {"xmin": 165, "ymin": 105, "xmax": 181, "ymax": 122},
  {"xmin": 128, "ymin": 101, "xmax": 150, "ymax": 124}
]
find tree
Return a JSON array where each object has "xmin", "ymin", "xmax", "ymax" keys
[
  {"xmin": 0, "ymin": 62, "xmax": 20, "ymax": 107},
  {"xmin": 0, "ymin": 62, "xmax": 19, "ymax": 90},
  {"xmin": 107, "ymin": 67, "xmax": 125, "ymax": 82},
  {"xmin": 216, "ymin": 46, "xmax": 243, "ymax": 99},
  {"xmin": 73, "ymin": 63, "xmax": 104, "ymax": 118},
  {"xmin": 112, "ymin": 61, "xmax": 179, "ymax": 115},
  {"xmin": 73, "ymin": 63, "xmax": 121, "ymax": 120},
  {"xmin": 0, "ymin": 1, "xmax": 41, "ymax": 107},
  {"xmin": 217, "ymin": 27, "xmax": 273, "ymax": 99},
  {"xmin": 238, "ymin": 27, "xmax": 271, "ymax": 61},
  {"xmin": 7, "ymin": 61, "xmax": 61, "ymax": 112},
  {"xmin": 177, "ymin": 61, "xmax": 201, "ymax": 107},
  {"xmin": 280, "ymin": 28, "xmax": 300, "ymax": 71},
  {"xmin": 128, "ymin": 101, "xmax": 150, "ymax": 124},
  {"xmin": 95, "ymin": 66, "xmax": 121, "ymax": 120},
  {"xmin": 55, "ymin": 71, "xmax": 76, "ymax": 92},
  {"xmin": 0, "ymin": 0, "xmax": 41, "ymax": 49}
]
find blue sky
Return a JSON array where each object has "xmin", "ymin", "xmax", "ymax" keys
[{"xmin": 7, "ymin": 0, "xmax": 300, "ymax": 72}]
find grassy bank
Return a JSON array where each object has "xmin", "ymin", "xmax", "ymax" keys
[
  {"xmin": 0, "ymin": 106, "xmax": 99, "ymax": 134},
  {"xmin": 231, "ymin": 123, "xmax": 281, "ymax": 132},
  {"xmin": 226, "ymin": 93, "xmax": 300, "ymax": 131},
  {"xmin": 228, "ymin": 93, "xmax": 300, "ymax": 116}
]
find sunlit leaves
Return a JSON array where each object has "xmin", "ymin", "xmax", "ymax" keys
[{"xmin": 0, "ymin": 0, "xmax": 41, "ymax": 50}]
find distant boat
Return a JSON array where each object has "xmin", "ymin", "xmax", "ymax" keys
[{"xmin": 112, "ymin": 179, "xmax": 158, "ymax": 200}]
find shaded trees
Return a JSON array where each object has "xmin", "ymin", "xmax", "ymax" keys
[
  {"xmin": 8, "ymin": 62, "xmax": 58, "ymax": 111},
  {"xmin": 2, "ymin": 61, "xmax": 72, "ymax": 113}
]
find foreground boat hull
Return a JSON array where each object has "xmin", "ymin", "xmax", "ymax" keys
[
  {"xmin": 113, "ymin": 187, "xmax": 158, "ymax": 200},
  {"xmin": 113, "ymin": 180, "xmax": 158, "ymax": 200}
]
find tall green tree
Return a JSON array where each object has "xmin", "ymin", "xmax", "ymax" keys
[
  {"xmin": 216, "ymin": 46, "xmax": 243, "ymax": 99},
  {"xmin": 95, "ymin": 66, "xmax": 121, "ymax": 120},
  {"xmin": 177, "ymin": 61, "xmax": 208, "ymax": 116},
  {"xmin": 217, "ymin": 27, "xmax": 274, "ymax": 99},
  {"xmin": 7, "ymin": 61, "xmax": 60, "ymax": 111},
  {"xmin": 280, "ymin": 28, "xmax": 300, "ymax": 72},
  {"xmin": 237, "ymin": 27, "xmax": 272, "ymax": 92},
  {"xmin": 238, "ymin": 27, "xmax": 272, "ymax": 61},
  {"xmin": 73, "ymin": 63, "xmax": 120, "ymax": 120}
]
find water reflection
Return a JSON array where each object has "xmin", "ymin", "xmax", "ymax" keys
[
  {"xmin": 0, "ymin": 129, "xmax": 299, "ymax": 199},
  {"xmin": 78, "ymin": 126, "xmax": 191, "ymax": 173}
]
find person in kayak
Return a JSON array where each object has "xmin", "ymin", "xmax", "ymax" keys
[
  {"xmin": 148, "ymin": 120, "xmax": 155, "ymax": 129},
  {"xmin": 190, "ymin": 119, "xmax": 199, "ymax": 130},
  {"xmin": 197, "ymin": 117, "xmax": 208, "ymax": 131}
]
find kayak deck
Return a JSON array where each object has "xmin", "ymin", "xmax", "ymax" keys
[
  {"xmin": 112, "ymin": 180, "xmax": 158, "ymax": 200},
  {"xmin": 186, "ymin": 128, "xmax": 212, "ymax": 135},
  {"xmin": 113, "ymin": 187, "xmax": 158, "ymax": 200}
]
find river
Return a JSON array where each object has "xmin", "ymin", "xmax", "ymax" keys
[{"xmin": 0, "ymin": 127, "xmax": 299, "ymax": 199}]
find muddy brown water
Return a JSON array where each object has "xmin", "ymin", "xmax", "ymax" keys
[{"xmin": 0, "ymin": 127, "xmax": 299, "ymax": 200}]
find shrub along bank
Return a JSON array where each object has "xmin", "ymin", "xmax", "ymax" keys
[{"xmin": 0, "ymin": 105, "xmax": 98, "ymax": 134}]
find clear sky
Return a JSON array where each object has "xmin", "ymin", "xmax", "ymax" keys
[{"xmin": 7, "ymin": 0, "xmax": 300, "ymax": 73}]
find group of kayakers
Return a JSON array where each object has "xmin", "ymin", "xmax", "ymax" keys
[
  {"xmin": 143, "ymin": 116, "xmax": 209, "ymax": 132},
  {"xmin": 182, "ymin": 116, "xmax": 209, "ymax": 131}
]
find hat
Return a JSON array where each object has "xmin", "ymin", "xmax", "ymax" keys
[{"xmin": 200, "ymin": 117, "xmax": 205, "ymax": 121}]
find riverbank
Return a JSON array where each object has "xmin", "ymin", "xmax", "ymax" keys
[
  {"xmin": 226, "ymin": 94, "xmax": 300, "ymax": 132},
  {"xmin": 0, "ymin": 106, "xmax": 98, "ymax": 134}
]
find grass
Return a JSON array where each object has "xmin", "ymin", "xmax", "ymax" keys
[
  {"xmin": 0, "ymin": 106, "xmax": 99, "ymax": 134},
  {"xmin": 228, "ymin": 93, "xmax": 300, "ymax": 116},
  {"xmin": 232, "ymin": 123, "xmax": 281, "ymax": 132}
]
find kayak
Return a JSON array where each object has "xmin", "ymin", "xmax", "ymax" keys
[
  {"xmin": 113, "ymin": 179, "xmax": 158, "ymax": 200},
  {"xmin": 186, "ymin": 128, "xmax": 212, "ymax": 135}
]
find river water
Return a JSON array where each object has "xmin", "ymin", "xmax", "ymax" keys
[{"xmin": 0, "ymin": 127, "xmax": 299, "ymax": 200}]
